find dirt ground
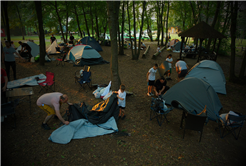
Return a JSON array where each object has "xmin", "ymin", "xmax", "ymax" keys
[{"xmin": 1, "ymin": 43, "xmax": 246, "ymax": 166}]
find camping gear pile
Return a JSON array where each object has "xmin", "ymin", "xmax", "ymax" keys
[
  {"xmin": 48, "ymin": 94, "xmax": 119, "ymax": 144},
  {"xmin": 93, "ymin": 81, "xmax": 112, "ymax": 100}
]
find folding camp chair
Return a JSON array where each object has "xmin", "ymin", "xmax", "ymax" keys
[
  {"xmin": 75, "ymin": 66, "xmax": 92, "ymax": 92},
  {"xmin": 74, "ymin": 66, "xmax": 90, "ymax": 83},
  {"xmin": 216, "ymin": 112, "xmax": 246, "ymax": 140},
  {"xmin": 37, "ymin": 71, "xmax": 55, "ymax": 93},
  {"xmin": 171, "ymin": 100, "xmax": 207, "ymax": 142},
  {"xmin": 56, "ymin": 52, "xmax": 66, "ymax": 66},
  {"xmin": 150, "ymin": 97, "xmax": 173, "ymax": 126}
]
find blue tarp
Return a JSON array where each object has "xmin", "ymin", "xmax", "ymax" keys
[{"xmin": 48, "ymin": 117, "xmax": 118, "ymax": 144}]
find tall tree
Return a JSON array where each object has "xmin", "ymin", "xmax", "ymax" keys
[
  {"xmin": 133, "ymin": 1, "xmax": 137, "ymax": 59},
  {"xmin": 35, "ymin": 1, "xmax": 45, "ymax": 66},
  {"xmin": 229, "ymin": 1, "xmax": 238, "ymax": 82},
  {"xmin": 54, "ymin": 1, "xmax": 66, "ymax": 43},
  {"xmin": 137, "ymin": 1, "xmax": 146, "ymax": 57},
  {"xmin": 74, "ymin": 5, "xmax": 82, "ymax": 38},
  {"xmin": 165, "ymin": 1, "xmax": 170, "ymax": 47},
  {"xmin": 160, "ymin": 1, "xmax": 164, "ymax": 46},
  {"xmin": 107, "ymin": 1, "xmax": 121, "ymax": 91},
  {"xmin": 119, "ymin": 1, "xmax": 125, "ymax": 55},
  {"xmin": 127, "ymin": 1, "xmax": 133, "ymax": 57},
  {"xmin": 82, "ymin": 2, "xmax": 90, "ymax": 36},
  {"xmin": 15, "ymin": 3, "xmax": 25, "ymax": 40},
  {"xmin": 2, "ymin": 1, "xmax": 11, "ymax": 42}
]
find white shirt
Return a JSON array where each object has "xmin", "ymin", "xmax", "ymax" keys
[
  {"xmin": 157, "ymin": 47, "xmax": 160, "ymax": 52},
  {"xmin": 148, "ymin": 67, "xmax": 157, "ymax": 81},
  {"xmin": 166, "ymin": 57, "xmax": 173, "ymax": 68},
  {"xmin": 175, "ymin": 61, "xmax": 187, "ymax": 71},
  {"xmin": 118, "ymin": 89, "xmax": 126, "ymax": 107}
]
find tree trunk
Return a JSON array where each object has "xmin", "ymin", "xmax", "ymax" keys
[
  {"xmin": 95, "ymin": 12, "xmax": 100, "ymax": 40},
  {"xmin": 137, "ymin": 1, "xmax": 146, "ymax": 57},
  {"xmin": 74, "ymin": 5, "xmax": 82, "ymax": 38},
  {"xmin": 239, "ymin": 50, "xmax": 246, "ymax": 79},
  {"xmin": 127, "ymin": 1, "xmax": 133, "ymax": 57},
  {"xmin": 15, "ymin": 4, "xmax": 25, "ymax": 40},
  {"xmin": 82, "ymin": 3, "xmax": 90, "ymax": 37},
  {"xmin": 55, "ymin": 1, "xmax": 65, "ymax": 43},
  {"xmin": 133, "ymin": 1, "xmax": 137, "ymax": 59},
  {"xmin": 160, "ymin": 2, "xmax": 164, "ymax": 46},
  {"xmin": 118, "ymin": 24, "xmax": 122, "ymax": 54},
  {"xmin": 229, "ymin": 1, "xmax": 238, "ymax": 82},
  {"xmin": 90, "ymin": 4, "xmax": 94, "ymax": 37},
  {"xmin": 119, "ymin": 1, "xmax": 125, "ymax": 55},
  {"xmin": 165, "ymin": 1, "xmax": 170, "ymax": 47},
  {"xmin": 107, "ymin": 1, "xmax": 121, "ymax": 91},
  {"xmin": 206, "ymin": 1, "xmax": 221, "ymax": 52},
  {"xmin": 3, "ymin": 1, "xmax": 11, "ymax": 42},
  {"xmin": 216, "ymin": 2, "xmax": 230, "ymax": 54},
  {"xmin": 156, "ymin": 2, "xmax": 160, "ymax": 46},
  {"xmin": 147, "ymin": 19, "xmax": 153, "ymax": 41},
  {"xmin": 35, "ymin": 1, "xmax": 45, "ymax": 66},
  {"xmin": 65, "ymin": 2, "xmax": 68, "ymax": 43},
  {"xmin": 189, "ymin": 1, "xmax": 197, "ymax": 25}
]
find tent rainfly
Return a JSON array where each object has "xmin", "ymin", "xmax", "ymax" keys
[
  {"xmin": 186, "ymin": 60, "xmax": 226, "ymax": 94},
  {"xmin": 162, "ymin": 77, "xmax": 223, "ymax": 122},
  {"xmin": 78, "ymin": 36, "xmax": 103, "ymax": 52}
]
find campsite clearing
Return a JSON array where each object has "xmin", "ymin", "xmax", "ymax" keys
[{"xmin": 1, "ymin": 43, "xmax": 246, "ymax": 166}]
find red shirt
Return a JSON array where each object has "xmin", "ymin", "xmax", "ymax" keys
[{"xmin": 1, "ymin": 68, "xmax": 7, "ymax": 84}]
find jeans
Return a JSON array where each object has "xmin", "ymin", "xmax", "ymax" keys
[{"xmin": 5, "ymin": 61, "xmax": 16, "ymax": 80}]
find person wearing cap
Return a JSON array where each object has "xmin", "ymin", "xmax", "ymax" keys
[
  {"xmin": 2, "ymin": 41, "xmax": 24, "ymax": 80},
  {"xmin": 36, "ymin": 92, "xmax": 73, "ymax": 130}
]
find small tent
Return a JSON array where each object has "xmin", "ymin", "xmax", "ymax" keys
[
  {"xmin": 46, "ymin": 41, "xmax": 58, "ymax": 54},
  {"xmin": 162, "ymin": 77, "xmax": 222, "ymax": 121},
  {"xmin": 78, "ymin": 37, "xmax": 103, "ymax": 52},
  {"xmin": 173, "ymin": 41, "xmax": 185, "ymax": 51},
  {"xmin": 66, "ymin": 45, "xmax": 108, "ymax": 66},
  {"xmin": 16, "ymin": 41, "xmax": 39, "ymax": 57},
  {"xmin": 186, "ymin": 60, "xmax": 226, "ymax": 94},
  {"xmin": 170, "ymin": 39, "xmax": 179, "ymax": 47}
]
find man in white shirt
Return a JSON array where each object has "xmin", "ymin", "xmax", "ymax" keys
[
  {"xmin": 146, "ymin": 64, "xmax": 158, "ymax": 96},
  {"xmin": 175, "ymin": 59, "xmax": 189, "ymax": 82}
]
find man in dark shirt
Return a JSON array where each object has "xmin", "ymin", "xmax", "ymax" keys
[
  {"xmin": 18, "ymin": 41, "xmax": 32, "ymax": 62},
  {"xmin": 69, "ymin": 33, "xmax": 74, "ymax": 45},
  {"xmin": 153, "ymin": 76, "xmax": 170, "ymax": 96},
  {"xmin": 50, "ymin": 34, "xmax": 56, "ymax": 44}
]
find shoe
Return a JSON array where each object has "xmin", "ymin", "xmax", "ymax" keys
[
  {"xmin": 150, "ymin": 93, "xmax": 154, "ymax": 96},
  {"xmin": 147, "ymin": 93, "xmax": 151, "ymax": 96},
  {"xmin": 121, "ymin": 115, "xmax": 126, "ymax": 120},
  {"xmin": 41, "ymin": 123, "xmax": 51, "ymax": 130}
]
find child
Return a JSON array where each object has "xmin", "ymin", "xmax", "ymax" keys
[
  {"xmin": 147, "ymin": 64, "xmax": 158, "ymax": 96},
  {"xmin": 166, "ymin": 54, "xmax": 173, "ymax": 80},
  {"xmin": 117, "ymin": 84, "xmax": 126, "ymax": 120}
]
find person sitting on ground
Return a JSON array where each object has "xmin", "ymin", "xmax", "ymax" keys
[
  {"xmin": 18, "ymin": 41, "xmax": 32, "ymax": 62},
  {"xmin": 165, "ymin": 54, "xmax": 173, "ymax": 80},
  {"xmin": 175, "ymin": 59, "xmax": 189, "ymax": 82},
  {"xmin": 116, "ymin": 84, "xmax": 127, "ymax": 120},
  {"xmin": 36, "ymin": 92, "xmax": 73, "ymax": 130},
  {"xmin": 3, "ymin": 41, "xmax": 24, "ymax": 81},
  {"xmin": 147, "ymin": 64, "xmax": 158, "ymax": 96},
  {"xmin": 153, "ymin": 76, "xmax": 170, "ymax": 96},
  {"xmin": 1, "ymin": 68, "xmax": 8, "ymax": 103},
  {"xmin": 50, "ymin": 34, "xmax": 56, "ymax": 44},
  {"xmin": 141, "ymin": 42, "xmax": 146, "ymax": 50}
]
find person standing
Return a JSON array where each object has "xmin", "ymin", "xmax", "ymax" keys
[
  {"xmin": 69, "ymin": 33, "xmax": 75, "ymax": 46},
  {"xmin": 175, "ymin": 59, "xmax": 189, "ymax": 82},
  {"xmin": 165, "ymin": 54, "xmax": 173, "ymax": 80},
  {"xmin": 36, "ymin": 92, "xmax": 72, "ymax": 130},
  {"xmin": 147, "ymin": 64, "xmax": 158, "ymax": 96},
  {"xmin": 116, "ymin": 84, "xmax": 126, "ymax": 120},
  {"xmin": 50, "ymin": 34, "xmax": 56, "ymax": 44},
  {"xmin": 2, "ymin": 41, "xmax": 24, "ymax": 80}
]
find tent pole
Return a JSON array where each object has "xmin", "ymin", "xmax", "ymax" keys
[{"xmin": 179, "ymin": 37, "xmax": 185, "ymax": 59}]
